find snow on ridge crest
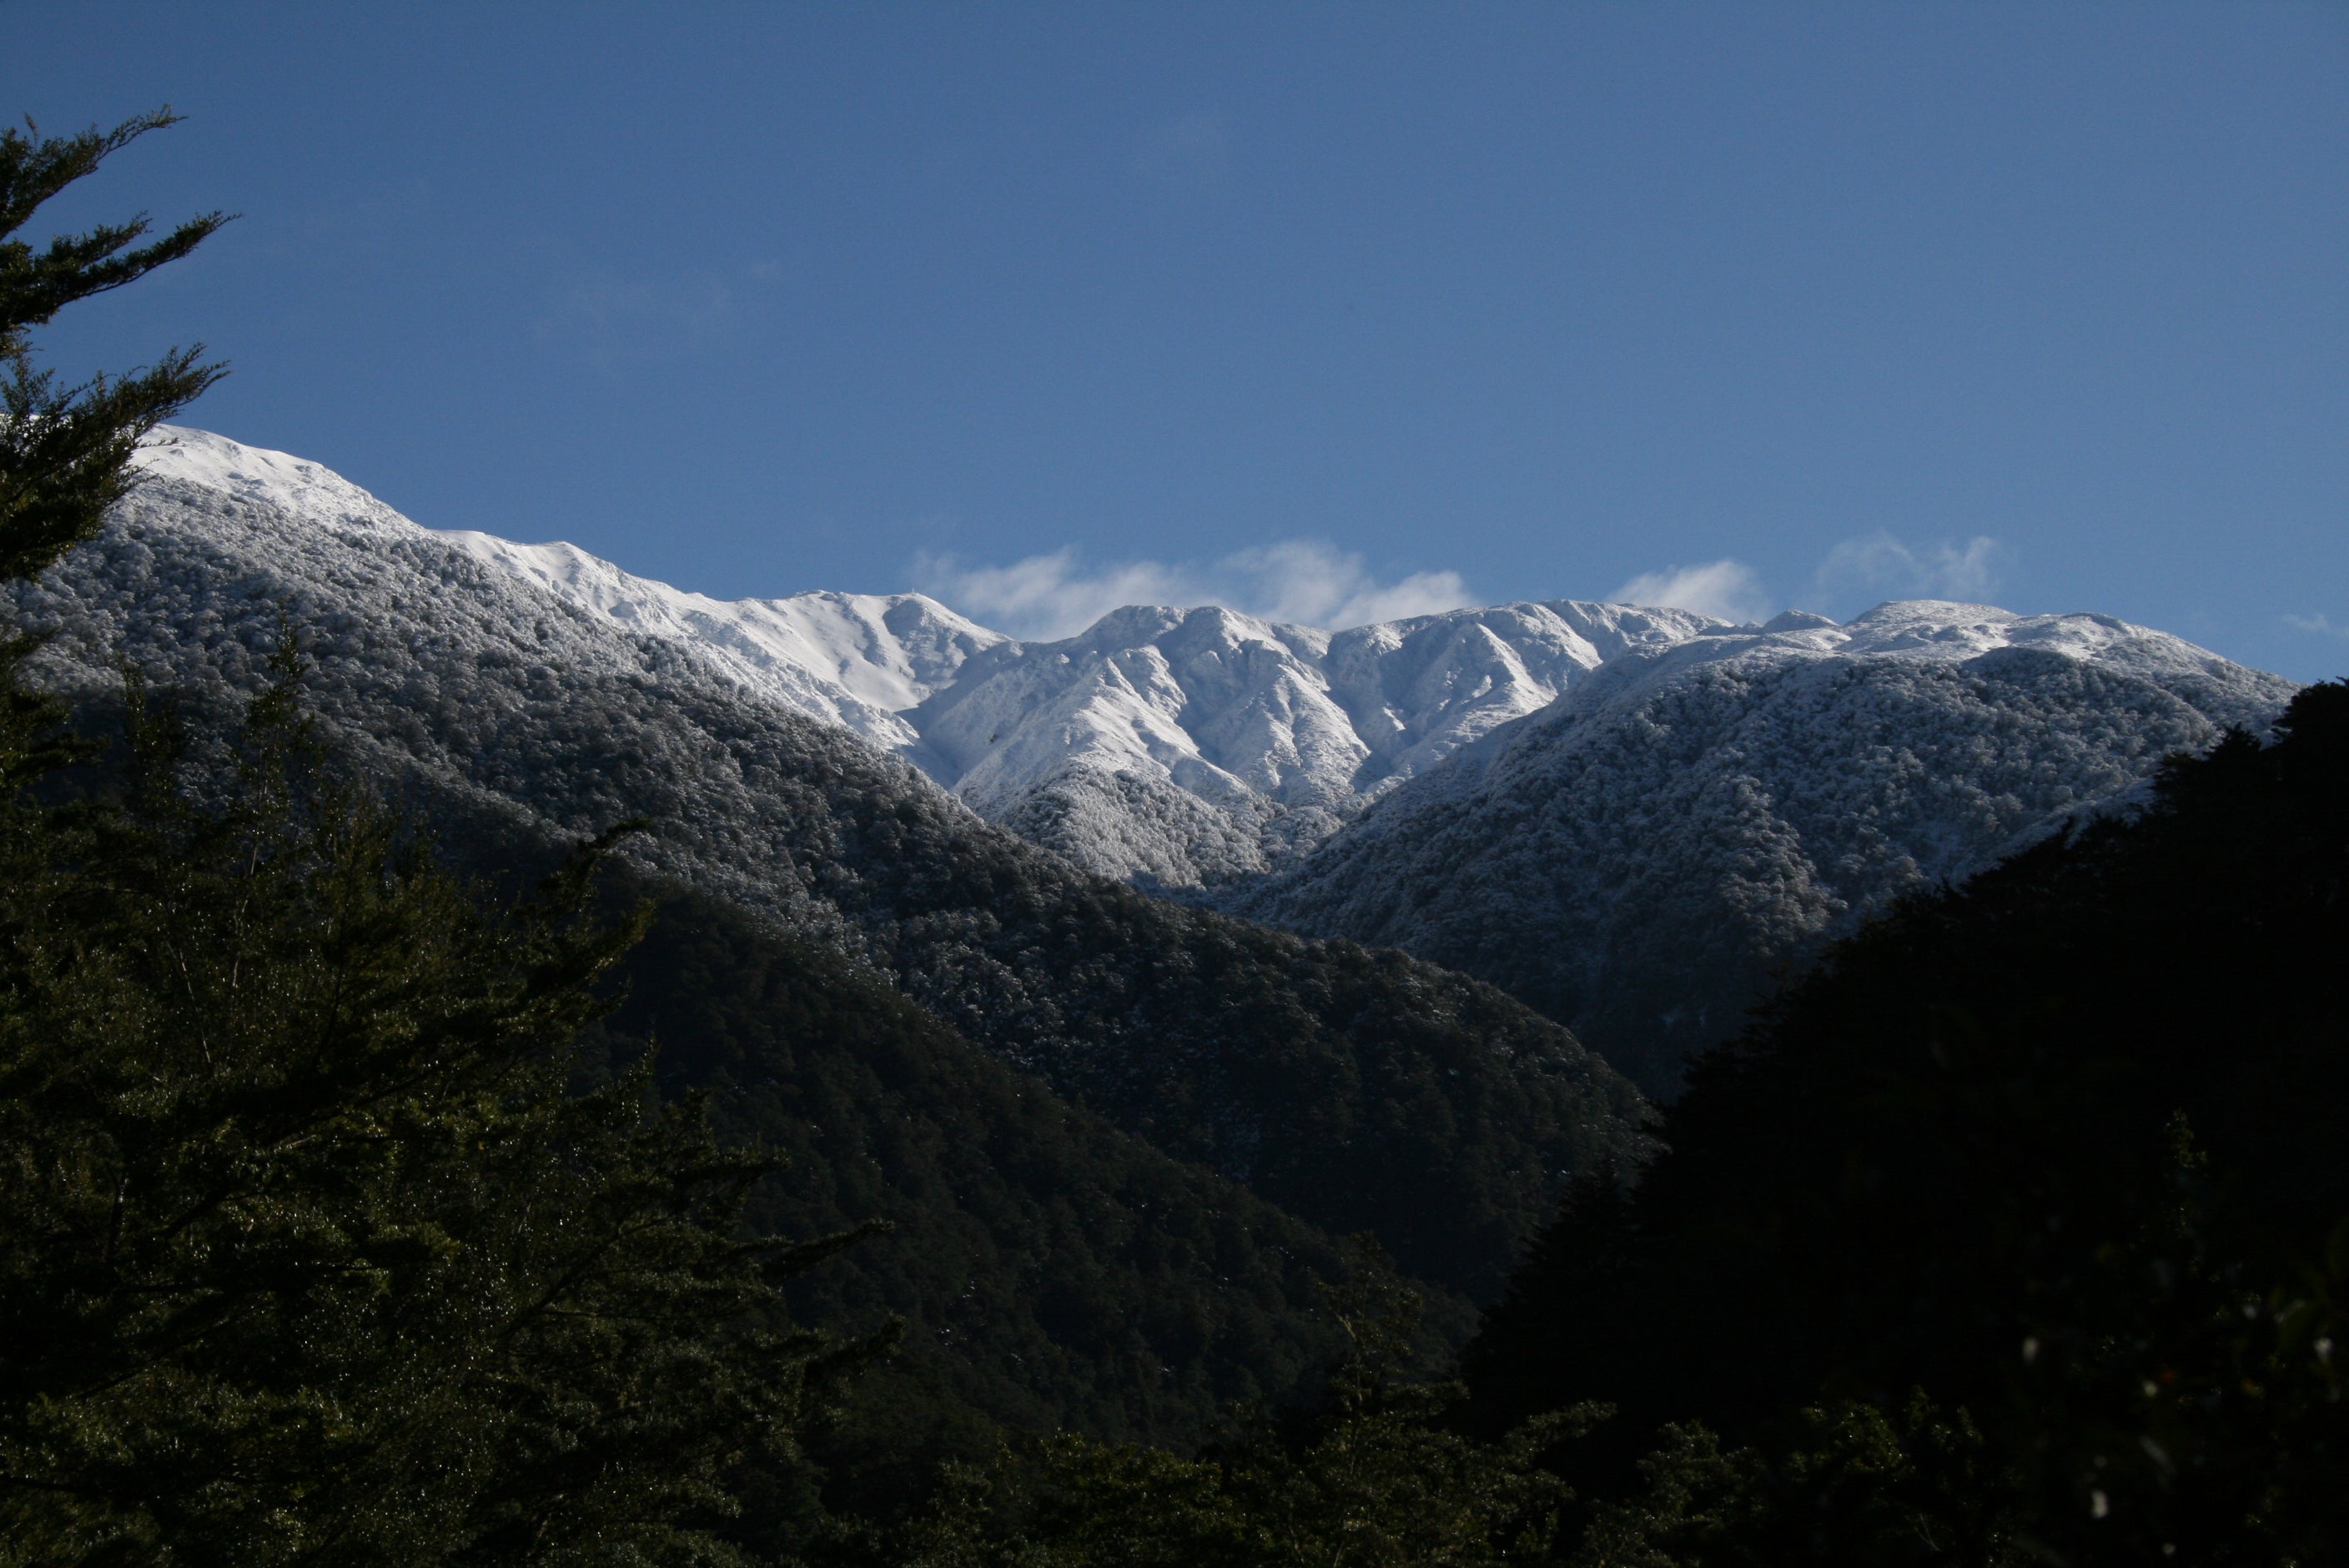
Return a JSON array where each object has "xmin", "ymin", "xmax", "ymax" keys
[
  {"xmin": 135, "ymin": 427, "xmax": 1006, "ymax": 760},
  {"xmin": 123, "ymin": 430, "xmax": 1734, "ymax": 873},
  {"xmin": 135, "ymin": 426, "xmax": 412, "ymax": 534},
  {"xmin": 436, "ymin": 530, "xmax": 1005, "ymax": 750},
  {"xmin": 120, "ymin": 428, "xmax": 2284, "ymax": 892},
  {"xmin": 1581, "ymin": 596, "xmax": 2261, "ymax": 705}
]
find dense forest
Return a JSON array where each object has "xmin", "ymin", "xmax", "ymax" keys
[
  {"xmin": 580, "ymin": 876, "xmax": 1476, "ymax": 1509},
  {"xmin": 1456, "ymin": 675, "xmax": 2349, "ymax": 1561},
  {"xmin": 6, "ymin": 108, "xmax": 2346, "ymax": 1565}
]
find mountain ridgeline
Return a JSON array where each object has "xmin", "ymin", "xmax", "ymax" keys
[
  {"xmin": 433, "ymin": 485, "xmax": 1726, "ymax": 889},
  {"xmin": 1231, "ymin": 603, "xmax": 2294, "ymax": 1093},
  {"xmin": 119, "ymin": 432, "xmax": 2300, "ymax": 1106},
  {"xmin": 13, "ymin": 431, "xmax": 1648, "ymax": 1310}
]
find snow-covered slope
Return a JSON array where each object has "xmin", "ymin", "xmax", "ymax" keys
[
  {"xmin": 914, "ymin": 599, "xmax": 1723, "ymax": 882},
  {"xmin": 1229, "ymin": 602, "xmax": 2297, "ymax": 1094},
  {"xmin": 136, "ymin": 430, "xmax": 1005, "ymax": 771},
  {"xmin": 437, "ymin": 533, "xmax": 1003, "ymax": 776},
  {"xmin": 133, "ymin": 427, "xmax": 1724, "ymax": 884},
  {"xmin": 112, "ymin": 430, "xmax": 2300, "ymax": 1100}
]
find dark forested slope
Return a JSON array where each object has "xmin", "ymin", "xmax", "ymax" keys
[
  {"xmin": 1459, "ymin": 681, "xmax": 2349, "ymax": 1556},
  {"xmin": 575, "ymin": 881, "xmax": 1452, "ymax": 1509}
]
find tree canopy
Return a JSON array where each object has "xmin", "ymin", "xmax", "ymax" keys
[{"xmin": 1, "ymin": 108, "xmax": 229, "ymax": 580}]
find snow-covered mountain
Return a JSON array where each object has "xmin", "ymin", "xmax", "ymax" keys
[
  {"xmin": 131, "ymin": 430, "xmax": 1720, "ymax": 884},
  {"xmin": 11, "ymin": 425, "xmax": 1647, "ymax": 1299},
  {"xmin": 1227, "ymin": 602, "xmax": 2298, "ymax": 1093},
  {"xmin": 435, "ymin": 535, "xmax": 1004, "ymax": 779},
  {"xmin": 108, "ymin": 429, "xmax": 2299, "ymax": 1098},
  {"xmin": 910, "ymin": 597, "xmax": 1724, "ymax": 882}
]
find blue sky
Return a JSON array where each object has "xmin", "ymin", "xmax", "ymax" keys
[{"xmin": 9, "ymin": 3, "xmax": 2347, "ymax": 677}]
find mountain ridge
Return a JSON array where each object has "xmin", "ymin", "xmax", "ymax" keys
[
  {"xmin": 130, "ymin": 430, "xmax": 1726, "ymax": 885},
  {"xmin": 113, "ymin": 427, "xmax": 2296, "ymax": 1102},
  {"xmin": 1227, "ymin": 599, "xmax": 2296, "ymax": 1092}
]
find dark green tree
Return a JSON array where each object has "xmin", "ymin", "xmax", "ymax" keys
[
  {"xmin": 0, "ymin": 658, "xmax": 878, "ymax": 1564},
  {"xmin": 2, "ymin": 108, "xmax": 228, "ymax": 580},
  {"xmin": 899, "ymin": 1258, "xmax": 1590, "ymax": 1567}
]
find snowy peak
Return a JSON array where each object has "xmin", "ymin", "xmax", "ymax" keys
[
  {"xmin": 1319, "ymin": 600, "xmax": 1725, "ymax": 785},
  {"xmin": 135, "ymin": 428, "xmax": 1007, "ymax": 762},
  {"xmin": 134, "ymin": 426, "xmax": 410, "ymax": 533},
  {"xmin": 123, "ymin": 429, "xmax": 2288, "ymax": 901},
  {"xmin": 918, "ymin": 603, "xmax": 1364, "ymax": 816},
  {"xmin": 125, "ymin": 428, "xmax": 1739, "ymax": 881}
]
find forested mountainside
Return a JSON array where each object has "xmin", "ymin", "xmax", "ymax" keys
[
  {"xmin": 11, "ymin": 433, "xmax": 1648, "ymax": 1299},
  {"xmin": 1456, "ymin": 680, "xmax": 2349, "ymax": 1562},
  {"xmin": 576, "ymin": 875, "xmax": 1461, "ymax": 1509},
  {"xmin": 1230, "ymin": 601, "xmax": 2295, "ymax": 1095}
]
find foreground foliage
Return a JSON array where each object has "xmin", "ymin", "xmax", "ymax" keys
[
  {"xmin": 0, "ymin": 106, "xmax": 874, "ymax": 1565},
  {"xmin": 0, "ymin": 653, "xmax": 878, "ymax": 1565},
  {"xmin": 2, "ymin": 108, "xmax": 226, "ymax": 580},
  {"xmin": 894, "ymin": 1274, "xmax": 1592, "ymax": 1568}
]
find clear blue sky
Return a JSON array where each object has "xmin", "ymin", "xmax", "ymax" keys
[{"xmin": 10, "ymin": 3, "xmax": 2347, "ymax": 676}]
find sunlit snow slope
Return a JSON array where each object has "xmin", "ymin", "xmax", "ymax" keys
[{"xmin": 131, "ymin": 429, "xmax": 1723, "ymax": 882}]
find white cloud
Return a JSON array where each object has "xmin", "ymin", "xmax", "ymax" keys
[
  {"xmin": 1813, "ymin": 532, "xmax": 2006, "ymax": 606},
  {"xmin": 914, "ymin": 540, "xmax": 1473, "ymax": 641},
  {"xmin": 1609, "ymin": 560, "xmax": 1773, "ymax": 624},
  {"xmin": 2285, "ymin": 612, "xmax": 2349, "ymax": 640}
]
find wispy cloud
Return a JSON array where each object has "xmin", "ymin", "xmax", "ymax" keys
[
  {"xmin": 1610, "ymin": 560, "xmax": 1772, "ymax": 624},
  {"xmin": 1814, "ymin": 532, "xmax": 2005, "ymax": 606},
  {"xmin": 915, "ymin": 540, "xmax": 1472, "ymax": 640},
  {"xmin": 2285, "ymin": 612, "xmax": 2349, "ymax": 640}
]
